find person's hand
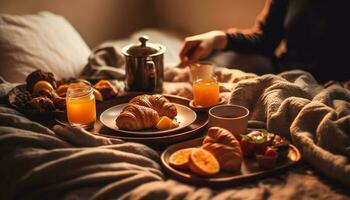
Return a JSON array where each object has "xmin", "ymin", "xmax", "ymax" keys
[{"xmin": 178, "ymin": 30, "xmax": 227, "ymax": 67}]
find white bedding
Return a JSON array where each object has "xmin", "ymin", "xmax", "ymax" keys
[{"xmin": 0, "ymin": 12, "xmax": 90, "ymax": 83}]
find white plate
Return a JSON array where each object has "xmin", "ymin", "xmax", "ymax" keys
[{"xmin": 100, "ymin": 103, "xmax": 197, "ymax": 135}]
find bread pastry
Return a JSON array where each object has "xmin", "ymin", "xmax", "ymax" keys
[
  {"xmin": 116, "ymin": 104, "xmax": 160, "ymax": 130},
  {"xmin": 129, "ymin": 94, "xmax": 177, "ymax": 118},
  {"xmin": 202, "ymin": 127, "xmax": 243, "ymax": 172},
  {"xmin": 116, "ymin": 94, "xmax": 177, "ymax": 130}
]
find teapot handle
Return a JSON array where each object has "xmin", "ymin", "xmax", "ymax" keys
[{"xmin": 146, "ymin": 58, "xmax": 156, "ymax": 91}]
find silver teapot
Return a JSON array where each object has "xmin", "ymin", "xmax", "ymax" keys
[{"xmin": 121, "ymin": 36, "xmax": 166, "ymax": 92}]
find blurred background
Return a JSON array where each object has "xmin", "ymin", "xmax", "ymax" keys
[{"xmin": 0, "ymin": 0, "xmax": 264, "ymax": 48}]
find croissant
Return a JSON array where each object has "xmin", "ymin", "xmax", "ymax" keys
[
  {"xmin": 116, "ymin": 104, "xmax": 159, "ymax": 130},
  {"xmin": 129, "ymin": 94, "xmax": 177, "ymax": 118},
  {"xmin": 202, "ymin": 127, "xmax": 243, "ymax": 172}
]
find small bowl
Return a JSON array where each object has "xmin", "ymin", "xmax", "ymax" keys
[
  {"xmin": 189, "ymin": 98, "xmax": 225, "ymax": 112},
  {"xmin": 256, "ymin": 154, "xmax": 277, "ymax": 169},
  {"xmin": 208, "ymin": 104, "xmax": 249, "ymax": 138}
]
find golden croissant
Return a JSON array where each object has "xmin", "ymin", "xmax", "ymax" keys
[
  {"xmin": 202, "ymin": 127, "xmax": 243, "ymax": 172},
  {"xmin": 116, "ymin": 104, "xmax": 160, "ymax": 130},
  {"xmin": 129, "ymin": 94, "xmax": 177, "ymax": 118}
]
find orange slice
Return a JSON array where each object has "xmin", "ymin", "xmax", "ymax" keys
[
  {"xmin": 56, "ymin": 84, "xmax": 70, "ymax": 96},
  {"xmin": 169, "ymin": 148, "xmax": 195, "ymax": 169},
  {"xmin": 189, "ymin": 148, "xmax": 220, "ymax": 177},
  {"xmin": 156, "ymin": 116, "xmax": 178, "ymax": 130},
  {"xmin": 33, "ymin": 81, "xmax": 54, "ymax": 95},
  {"xmin": 93, "ymin": 88, "xmax": 103, "ymax": 102}
]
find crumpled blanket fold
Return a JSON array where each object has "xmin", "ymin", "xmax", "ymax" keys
[
  {"xmin": 229, "ymin": 70, "xmax": 350, "ymax": 187},
  {"xmin": 1, "ymin": 67, "xmax": 349, "ymax": 199}
]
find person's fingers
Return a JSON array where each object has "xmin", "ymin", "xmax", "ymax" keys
[
  {"xmin": 179, "ymin": 39, "xmax": 200, "ymax": 59},
  {"xmin": 178, "ymin": 40, "xmax": 200, "ymax": 68},
  {"xmin": 177, "ymin": 56, "xmax": 189, "ymax": 68},
  {"xmin": 187, "ymin": 44, "xmax": 211, "ymax": 65}
]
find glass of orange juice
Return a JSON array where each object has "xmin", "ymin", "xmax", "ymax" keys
[
  {"xmin": 66, "ymin": 81, "xmax": 96, "ymax": 129},
  {"xmin": 189, "ymin": 61, "xmax": 214, "ymax": 83},
  {"xmin": 191, "ymin": 62, "xmax": 220, "ymax": 107}
]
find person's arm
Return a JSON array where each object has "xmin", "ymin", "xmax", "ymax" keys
[
  {"xmin": 225, "ymin": 0, "xmax": 288, "ymax": 57},
  {"xmin": 179, "ymin": 31, "xmax": 227, "ymax": 67}
]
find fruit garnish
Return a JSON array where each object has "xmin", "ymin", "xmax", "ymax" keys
[
  {"xmin": 94, "ymin": 80, "xmax": 118, "ymax": 100},
  {"xmin": 272, "ymin": 135, "xmax": 290, "ymax": 149},
  {"xmin": 256, "ymin": 147, "xmax": 278, "ymax": 169},
  {"xmin": 169, "ymin": 148, "xmax": 195, "ymax": 169},
  {"xmin": 56, "ymin": 84, "xmax": 70, "ymax": 96},
  {"xmin": 188, "ymin": 148, "xmax": 220, "ymax": 177},
  {"xmin": 241, "ymin": 130, "xmax": 271, "ymax": 144},
  {"xmin": 271, "ymin": 135, "xmax": 290, "ymax": 159},
  {"xmin": 94, "ymin": 80, "xmax": 111, "ymax": 88},
  {"xmin": 156, "ymin": 116, "xmax": 178, "ymax": 130},
  {"xmin": 240, "ymin": 139, "xmax": 255, "ymax": 157},
  {"xmin": 32, "ymin": 81, "xmax": 54, "ymax": 96},
  {"xmin": 93, "ymin": 88, "xmax": 103, "ymax": 102},
  {"xmin": 240, "ymin": 130, "xmax": 275, "ymax": 156},
  {"xmin": 264, "ymin": 147, "xmax": 278, "ymax": 157},
  {"xmin": 26, "ymin": 70, "xmax": 57, "ymax": 92}
]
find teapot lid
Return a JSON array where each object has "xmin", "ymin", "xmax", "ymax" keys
[{"xmin": 124, "ymin": 35, "xmax": 162, "ymax": 57}]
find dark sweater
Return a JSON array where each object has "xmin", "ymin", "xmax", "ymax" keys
[{"xmin": 225, "ymin": 0, "xmax": 349, "ymax": 83}]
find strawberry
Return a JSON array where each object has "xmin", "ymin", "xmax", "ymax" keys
[
  {"xmin": 264, "ymin": 147, "xmax": 278, "ymax": 157},
  {"xmin": 255, "ymin": 143, "xmax": 268, "ymax": 154},
  {"xmin": 240, "ymin": 139, "xmax": 255, "ymax": 157}
]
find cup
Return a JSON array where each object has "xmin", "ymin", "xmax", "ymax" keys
[{"xmin": 208, "ymin": 104, "xmax": 249, "ymax": 137}]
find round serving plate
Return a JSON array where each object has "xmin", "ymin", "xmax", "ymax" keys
[
  {"xmin": 95, "ymin": 94, "xmax": 209, "ymax": 147},
  {"xmin": 161, "ymin": 137, "xmax": 301, "ymax": 186},
  {"xmin": 100, "ymin": 103, "xmax": 197, "ymax": 136}
]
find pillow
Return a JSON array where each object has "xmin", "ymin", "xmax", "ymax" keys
[{"xmin": 0, "ymin": 12, "xmax": 91, "ymax": 83}]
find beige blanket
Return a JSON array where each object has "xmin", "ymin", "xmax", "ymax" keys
[
  {"xmin": 229, "ymin": 70, "xmax": 350, "ymax": 187},
  {"xmin": 162, "ymin": 67, "xmax": 350, "ymax": 185},
  {"xmin": 1, "ymin": 67, "xmax": 349, "ymax": 199}
]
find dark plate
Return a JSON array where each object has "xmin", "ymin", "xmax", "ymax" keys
[
  {"xmin": 161, "ymin": 137, "xmax": 301, "ymax": 186},
  {"xmin": 7, "ymin": 84, "xmax": 65, "ymax": 119}
]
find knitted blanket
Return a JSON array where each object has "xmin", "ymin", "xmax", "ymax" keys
[{"xmin": 0, "ymin": 68, "xmax": 349, "ymax": 199}]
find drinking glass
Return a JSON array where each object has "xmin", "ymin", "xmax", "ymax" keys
[
  {"xmin": 191, "ymin": 62, "xmax": 220, "ymax": 107},
  {"xmin": 66, "ymin": 81, "xmax": 96, "ymax": 129}
]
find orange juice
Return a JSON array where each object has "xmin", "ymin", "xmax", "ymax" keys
[
  {"xmin": 66, "ymin": 82, "xmax": 96, "ymax": 128},
  {"xmin": 67, "ymin": 96, "xmax": 96, "ymax": 125},
  {"xmin": 193, "ymin": 78, "xmax": 220, "ymax": 107}
]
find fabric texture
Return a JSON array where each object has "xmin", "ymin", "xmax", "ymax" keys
[
  {"xmin": 0, "ymin": 12, "xmax": 90, "ymax": 83},
  {"xmin": 229, "ymin": 70, "xmax": 350, "ymax": 186},
  {"xmin": 1, "ymin": 68, "xmax": 349, "ymax": 199}
]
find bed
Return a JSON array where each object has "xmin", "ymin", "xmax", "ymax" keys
[{"xmin": 0, "ymin": 12, "xmax": 349, "ymax": 200}]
